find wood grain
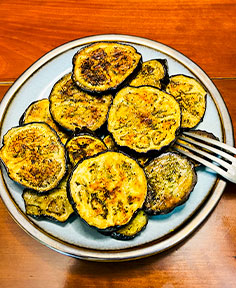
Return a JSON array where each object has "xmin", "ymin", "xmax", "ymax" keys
[
  {"xmin": 0, "ymin": 79, "xmax": 236, "ymax": 287},
  {"xmin": 0, "ymin": 0, "xmax": 235, "ymax": 81},
  {"xmin": 0, "ymin": 1, "xmax": 236, "ymax": 287},
  {"xmin": 0, "ymin": 179, "xmax": 235, "ymax": 288},
  {"xmin": 213, "ymin": 79, "xmax": 236, "ymax": 139}
]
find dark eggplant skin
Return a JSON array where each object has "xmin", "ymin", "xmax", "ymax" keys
[
  {"xmin": 49, "ymin": 73, "xmax": 113, "ymax": 134},
  {"xmin": 72, "ymin": 41, "xmax": 143, "ymax": 95},
  {"xmin": 102, "ymin": 134, "xmax": 153, "ymax": 166},
  {"xmin": 144, "ymin": 152, "xmax": 197, "ymax": 215},
  {"xmin": 111, "ymin": 210, "xmax": 148, "ymax": 240},
  {"xmin": 165, "ymin": 74, "xmax": 207, "ymax": 130},
  {"xmin": 67, "ymin": 150, "xmax": 148, "ymax": 234},
  {"xmin": 105, "ymin": 111, "xmax": 181, "ymax": 164},
  {"xmin": 129, "ymin": 58, "xmax": 169, "ymax": 90},
  {"xmin": 0, "ymin": 122, "xmax": 68, "ymax": 193},
  {"xmin": 157, "ymin": 59, "xmax": 170, "ymax": 88},
  {"xmin": 65, "ymin": 130, "xmax": 107, "ymax": 166},
  {"xmin": 107, "ymin": 85, "xmax": 182, "ymax": 154},
  {"xmin": 22, "ymin": 166, "xmax": 74, "ymax": 223},
  {"xmin": 1, "ymin": 122, "xmax": 68, "ymax": 151},
  {"xmin": 22, "ymin": 190, "xmax": 74, "ymax": 223},
  {"xmin": 19, "ymin": 98, "xmax": 69, "ymax": 144},
  {"xmin": 19, "ymin": 98, "xmax": 50, "ymax": 126}
]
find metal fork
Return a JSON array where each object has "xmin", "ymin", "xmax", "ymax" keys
[{"xmin": 173, "ymin": 131, "xmax": 236, "ymax": 183}]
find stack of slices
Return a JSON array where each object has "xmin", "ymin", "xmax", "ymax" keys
[{"xmin": 0, "ymin": 42, "xmax": 210, "ymax": 240}]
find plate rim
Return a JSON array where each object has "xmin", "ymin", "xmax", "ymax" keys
[{"xmin": 0, "ymin": 34, "xmax": 234, "ymax": 261}]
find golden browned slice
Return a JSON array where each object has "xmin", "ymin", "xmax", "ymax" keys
[
  {"xmin": 0, "ymin": 123, "xmax": 67, "ymax": 192},
  {"xmin": 68, "ymin": 151, "xmax": 147, "ymax": 231},
  {"xmin": 166, "ymin": 75, "xmax": 207, "ymax": 129},
  {"xmin": 144, "ymin": 152, "xmax": 197, "ymax": 215},
  {"xmin": 111, "ymin": 210, "xmax": 148, "ymax": 240},
  {"xmin": 129, "ymin": 59, "xmax": 168, "ymax": 88},
  {"xmin": 66, "ymin": 134, "xmax": 107, "ymax": 166},
  {"xmin": 20, "ymin": 98, "xmax": 69, "ymax": 144},
  {"xmin": 72, "ymin": 42, "xmax": 142, "ymax": 93},
  {"xmin": 107, "ymin": 86, "xmax": 181, "ymax": 153},
  {"xmin": 49, "ymin": 73, "xmax": 112, "ymax": 132},
  {"xmin": 22, "ymin": 172, "xmax": 74, "ymax": 222}
]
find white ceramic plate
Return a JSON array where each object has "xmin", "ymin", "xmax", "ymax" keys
[{"xmin": 0, "ymin": 35, "xmax": 233, "ymax": 261}]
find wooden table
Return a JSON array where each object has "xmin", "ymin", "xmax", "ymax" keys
[{"xmin": 0, "ymin": 1, "xmax": 236, "ymax": 287}]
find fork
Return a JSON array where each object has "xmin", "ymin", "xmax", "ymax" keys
[{"xmin": 173, "ymin": 131, "xmax": 236, "ymax": 183}]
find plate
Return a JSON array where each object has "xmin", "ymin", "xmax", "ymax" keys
[{"xmin": 0, "ymin": 34, "xmax": 233, "ymax": 261}]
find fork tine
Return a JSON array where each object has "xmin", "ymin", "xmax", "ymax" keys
[
  {"xmin": 179, "ymin": 134, "xmax": 236, "ymax": 165},
  {"xmin": 173, "ymin": 131, "xmax": 236, "ymax": 183},
  {"xmin": 174, "ymin": 146, "xmax": 236, "ymax": 183},
  {"xmin": 183, "ymin": 131, "xmax": 236, "ymax": 155},
  {"xmin": 175, "ymin": 140, "xmax": 233, "ymax": 171}
]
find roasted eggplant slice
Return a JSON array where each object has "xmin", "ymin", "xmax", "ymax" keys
[
  {"xmin": 72, "ymin": 42, "xmax": 142, "ymax": 94},
  {"xmin": 23, "ymin": 172, "xmax": 74, "ymax": 222},
  {"xmin": 166, "ymin": 75, "xmax": 207, "ymax": 129},
  {"xmin": 107, "ymin": 86, "xmax": 181, "ymax": 153},
  {"xmin": 68, "ymin": 151, "xmax": 147, "ymax": 231},
  {"xmin": 0, "ymin": 123, "xmax": 67, "ymax": 192},
  {"xmin": 144, "ymin": 152, "xmax": 197, "ymax": 215},
  {"xmin": 20, "ymin": 98, "xmax": 69, "ymax": 144},
  {"xmin": 111, "ymin": 210, "xmax": 148, "ymax": 240},
  {"xmin": 129, "ymin": 59, "xmax": 168, "ymax": 89},
  {"xmin": 49, "ymin": 73, "xmax": 112, "ymax": 133},
  {"xmin": 66, "ymin": 134, "xmax": 107, "ymax": 166}
]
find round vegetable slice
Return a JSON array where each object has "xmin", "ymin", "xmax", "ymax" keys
[
  {"xmin": 107, "ymin": 86, "xmax": 181, "ymax": 153},
  {"xmin": 111, "ymin": 210, "xmax": 148, "ymax": 240},
  {"xmin": 68, "ymin": 151, "xmax": 147, "ymax": 231},
  {"xmin": 49, "ymin": 73, "xmax": 112, "ymax": 133},
  {"xmin": 66, "ymin": 134, "xmax": 107, "ymax": 166},
  {"xmin": 22, "ymin": 171, "xmax": 74, "ymax": 222},
  {"xmin": 166, "ymin": 74, "xmax": 207, "ymax": 129},
  {"xmin": 72, "ymin": 42, "xmax": 142, "ymax": 94},
  {"xmin": 0, "ymin": 122, "xmax": 67, "ymax": 192},
  {"xmin": 20, "ymin": 98, "xmax": 69, "ymax": 144},
  {"xmin": 130, "ymin": 59, "xmax": 168, "ymax": 89},
  {"xmin": 144, "ymin": 152, "xmax": 197, "ymax": 215}
]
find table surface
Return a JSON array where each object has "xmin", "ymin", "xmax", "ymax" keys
[{"xmin": 0, "ymin": 1, "xmax": 236, "ymax": 287}]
